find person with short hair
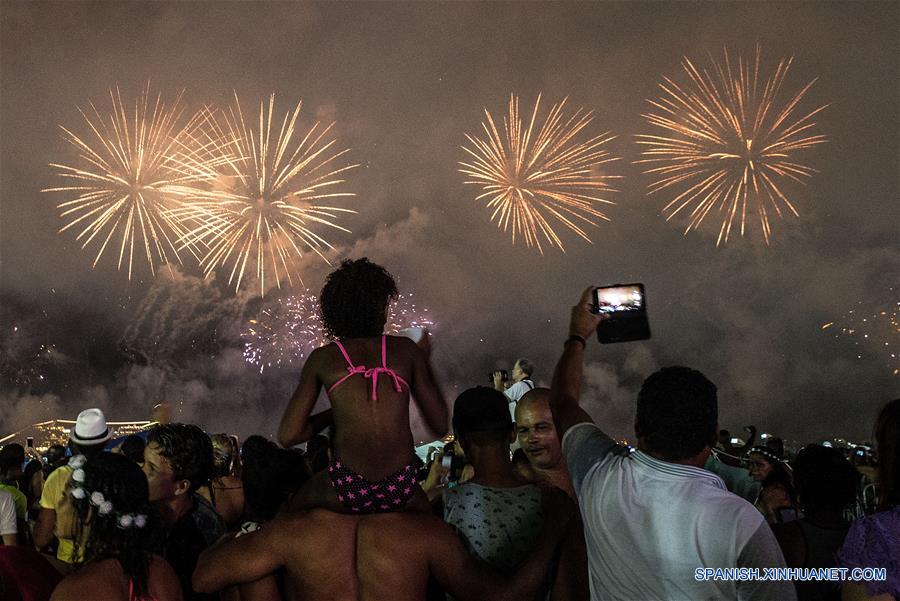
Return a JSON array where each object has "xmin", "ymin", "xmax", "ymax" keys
[
  {"xmin": 278, "ymin": 258, "xmax": 448, "ymax": 514},
  {"xmin": 444, "ymin": 387, "xmax": 588, "ymax": 601},
  {"xmin": 494, "ymin": 358, "xmax": 536, "ymax": 420},
  {"xmin": 444, "ymin": 388, "xmax": 544, "ymax": 574},
  {"xmin": 231, "ymin": 435, "xmax": 312, "ymax": 601},
  {"xmin": 548, "ymin": 287, "xmax": 795, "ymax": 601},
  {"xmin": 49, "ymin": 453, "xmax": 182, "ymax": 601},
  {"xmin": 42, "ymin": 445, "xmax": 67, "ymax": 479},
  {"xmin": 516, "ymin": 388, "xmax": 574, "ymax": 497},
  {"xmin": 34, "ymin": 408, "xmax": 110, "ymax": 564},
  {"xmin": 771, "ymin": 445, "xmax": 859, "ymax": 601},
  {"xmin": 143, "ymin": 423, "xmax": 224, "ymax": 601}
]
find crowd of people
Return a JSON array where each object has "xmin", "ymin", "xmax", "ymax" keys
[{"xmin": 0, "ymin": 258, "xmax": 897, "ymax": 601}]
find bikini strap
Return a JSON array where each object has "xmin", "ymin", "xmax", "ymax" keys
[{"xmin": 333, "ymin": 339, "xmax": 357, "ymax": 369}]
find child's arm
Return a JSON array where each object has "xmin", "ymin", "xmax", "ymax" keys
[
  {"xmin": 278, "ymin": 348, "xmax": 325, "ymax": 447},
  {"xmin": 407, "ymin": 335, "xmax": 449, "ymax": 436}
]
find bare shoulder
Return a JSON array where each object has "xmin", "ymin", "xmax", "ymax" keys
[
  {"xmin": 362, "ymin": 510, "xmax": 452, "ymax": 541},
  {"xmin": 385, "ymin": 334, "xmax": 417, "ymax": 354},
  {"xmin": 307, "ymin": 344, "xmax": 332, "ymax": 365},
  {"xmin": 271, "ymin": 508, "xmax": 355, "ymax": 538},
  {"xmin": 50, "ymin": 561, "xmax": 120, "ymax": 601},
  {"xmin": 148, "ymin": 552, "xmax": 178, "ymax": 577},
  {"xmin": 148, "ymin": 553, "xmax": 184, "ymax": 601}
]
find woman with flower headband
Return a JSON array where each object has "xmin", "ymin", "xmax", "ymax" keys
[
  {"xmin": 50, "ymin": 453, "xmax": 183, "ymax": 601},
  {"xmin": 747, "ymin": 444, "xmax": 798, "ymax": 524}
]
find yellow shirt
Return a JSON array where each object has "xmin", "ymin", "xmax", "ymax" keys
[
  {"xmin": 0, "ymin": 483, "xmax": 26, "ymax": 519},
  {"xmin": 38, "ymin": 465, "xmax": 85, "ymax": 563}
]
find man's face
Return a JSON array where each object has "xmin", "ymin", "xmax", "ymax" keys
[
  {"xmin": 516, "ymin": 402, "xmax": 562, "ymax": 470},
  {"xmin": 512, "ymin": 361, "xmax": 525, "ymax": 382},
  {"xmin": 142, "ymin": 442, "xmax": 181, "ymax": 502}
]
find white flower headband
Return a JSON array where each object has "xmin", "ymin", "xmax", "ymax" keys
[{"xmin": 68, "ymin": 455, "xmax": 148, "ymax": 530}]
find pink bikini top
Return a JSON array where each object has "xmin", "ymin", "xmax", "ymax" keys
[{"xmin": 328, "ymin": 335, "xmax": 410, "ymax": 401}]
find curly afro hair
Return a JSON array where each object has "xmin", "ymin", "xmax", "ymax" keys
[
  {"xmin": 635, "ymin": 366, "xmax": 718, "ymax": 461},
  {"xmin": 320, "ymin": 258, "xmax": 398, "ymax": 339}
]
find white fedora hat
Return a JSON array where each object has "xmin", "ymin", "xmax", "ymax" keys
[{"xmin": 70, "ymin": 408, "xmax": 111, "ymax": 445}]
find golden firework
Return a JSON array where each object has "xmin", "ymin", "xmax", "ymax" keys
[
  {"xmin": 636, "ymin": 46, "xmax": 829, "ymax": 245},
  {"xmin": 460, "ymin": 94, "xmax": 620, "ymax": 253},
  {"xmin": 43, "ymin": 86, "xmax": 218, "ymax": 279},
  {"xmin": 170, "ymin": 93, "xmax": 357, "ymax": 295}
]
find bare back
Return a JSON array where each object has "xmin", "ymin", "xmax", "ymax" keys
[
  {"xmin": 50, "ymin": 554, "xmax": 183, "ymax": 601},
  {"xmin": 276, "ymin": 510, "xmax": 446, "ymax": 601},
  {"xmin": 318, "ymin": 336, "xmax": 419, "ymax": 478}
]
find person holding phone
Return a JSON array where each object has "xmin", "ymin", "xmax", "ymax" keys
[{"xmin": 547, "ymin": 287, "xmax": 795, "ymax": 601}]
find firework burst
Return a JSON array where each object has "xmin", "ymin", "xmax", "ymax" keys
[
  {"xmin": 822, "ymin": 291, "xmax": 899, "ymax": 376},
  {"xmin": 636, "ymin": 46, "xmax": 829, "ymax": 245},
  {"xmin": 243, "ymin": 291, "xmax": 324, "ymax": 372},
  {"xmin": 171, "ymin": 93, "xmax": 358, "ymax": 295},
  {"xmin": 242, "ymin": 292, "xmax": 436, "ymax": 372},
  {"xmin": 43, "ymin": 85, "xmax": 218, "ymax": 279},
  {"xmin": 459, "ymin": 94, "xmax": 620, "ymax": 254}
]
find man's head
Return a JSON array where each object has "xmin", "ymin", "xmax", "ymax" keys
[
  {"xmin": 143, "ymin": 424, "xmax": 213, "ymax": 503},
  {"xmin": 119, "ymin": 434, "xmax": 146, "ymax": 465},
  {"xmin": 511, "ymin": 358, "xmax": 533, "ymax": 383},
  {"xmin": 793, "ymin": 444, "xmax": 859, "ymax": 514},
  {"xmin": 634, "ymin": 367, "xmax": 718, "ymax": 462},
  {"xmin": 0, "ymin": 443, "xmax": 25, "ymax": 479},
  {"xmin": 452, "ymin": 387, "xmax": 514, "ymax": 451},
  {"xmin": 44, "ymin": 444, "xmax": 67, "ymax": 467},
  {"xmin": 515, "ymin": 388, "xmax": 563, "ymax": 470}
]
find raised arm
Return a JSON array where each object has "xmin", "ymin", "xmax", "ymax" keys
[
  {"xmin": 549, "ymin": 287, "xmax": 603, "ymax": 439},
  {"xmin": 278, "ymin": 349, "xmax": 325, "ymax": 447},
  {"xmin": 193, "ymin": 527, "xmax": 284, "ymax": 594},
  {"xmin": 408, "ymin": 334, "xmax": 449, "ymax": 436}
]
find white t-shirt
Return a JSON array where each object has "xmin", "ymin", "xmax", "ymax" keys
[
  {"xmin": 504, "ymin": 379, "xmax": 534, "ymax": 420},
  {"xmin": 563, "ymin": 422, "xmax": 796, "ymax": 601},
  {"xmin": 0, "ymin": 489, "xmax": 16, "ymax": 537}
]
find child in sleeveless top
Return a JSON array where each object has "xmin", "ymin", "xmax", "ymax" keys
[{"xmin": 278, "ymin": 258, "xmax": 448, "ymax": 513}]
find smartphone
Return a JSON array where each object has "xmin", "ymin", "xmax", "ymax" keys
[
  {"xmin": 26, "ymin": 437, "xmax": 34, "ymax": 448},
  {"xmin": 592, "ymin": 283, "xmax": 651, "ymax": 343}
]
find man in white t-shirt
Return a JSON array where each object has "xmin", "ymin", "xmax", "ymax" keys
[
  {"xmin": 493, "ymin": 358, "xmax": 535, "ymax": 421},
  {"xmin": 548, "ymin": 287, "xmax": 796, "ymax": 601}
]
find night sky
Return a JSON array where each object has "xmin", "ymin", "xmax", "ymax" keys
[{"xmin": 1, "ymin": 1, "xmax": 897, "ymax": 444}]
